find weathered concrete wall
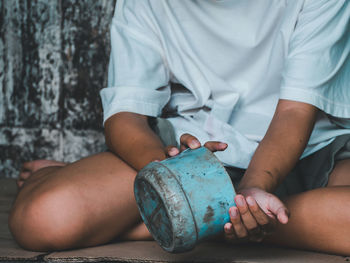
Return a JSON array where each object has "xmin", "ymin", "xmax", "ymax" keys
[{"xmin": 0, "ymin": 0, "xmax": 117, "ymax": 177}]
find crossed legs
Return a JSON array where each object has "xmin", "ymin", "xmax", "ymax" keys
[
  {"xmin": 9, "ymin": 154, "xmax": 350, "ymax": 255},
  {"xmin": 9, "ymin": 152, "xmax": 151, "ymax": 251},
  {"xmin": 266, "ymin": 159, "xmax": 350, "ymax": 255}
]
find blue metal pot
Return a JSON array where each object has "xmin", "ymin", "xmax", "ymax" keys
[{"xmin": 134, "ymin": 147, "xmax": 236, "ymax": 253}]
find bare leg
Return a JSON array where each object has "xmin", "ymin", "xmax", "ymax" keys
[
  {"xmin": 114, "ymin": 158, "xmax": 350, "ymax": 255},
  {"xmin": 11, "ymin": 153, "xmax": 350, "ymax": 255},
  {"xmin": 265, "ymin": 159, "xmax": 350, "ymax": 256},
  {"xmin": 17, "ymin": 160, "xmax": 66, "ymax": 188},
  {"xmin": 9, "ymin": 152, "xmax": 152, "ymax": 251},
  {"xmin": 119, "ymin": 221, "xmax": 152, "ymax": 241},
  {"xmin": 326, "ymin": 159, "xmax": 350, "ymax": 186}
]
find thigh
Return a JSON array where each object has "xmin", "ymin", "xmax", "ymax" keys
[
  {"xmin": 265, "ymin": 186, "xmax": 350, "ymax": 255},
  {"xmin": 327, "ymin": 159, "xmax": 350, "ymax": 186},
  {"xmin": 11, "ymin": 152, "xmax": 143, "ymax": 250},
  {"xmin": 18, "ymin": 152, "xmax": 138, "ymax": 210}
]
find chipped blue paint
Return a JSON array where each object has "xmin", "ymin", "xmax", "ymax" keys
[{"xmin": 134, "ymin": 147, "xmax": 236, "ymax": 253}]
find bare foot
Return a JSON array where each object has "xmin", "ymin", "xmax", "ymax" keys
[{"xmin": 18, "ymin": 160, "xmax": 66, "ymax": 188}]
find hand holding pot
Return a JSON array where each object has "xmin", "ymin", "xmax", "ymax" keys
[{"xmin": 163, "ymin": 133, "xmax": 228, "ymax": 158}]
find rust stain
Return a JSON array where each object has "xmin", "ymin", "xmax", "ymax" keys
[{"xmin": 203, "ymin": 205, "xmax": 214, "ymax": 223}]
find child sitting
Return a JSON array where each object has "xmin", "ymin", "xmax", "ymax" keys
[{"xmin": 9, "ymin": 0, "xmax": 350, "ymax": 256}]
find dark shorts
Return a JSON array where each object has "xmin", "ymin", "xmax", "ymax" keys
[{"xmin": 149, "ymin": 117, "xmax": 350, "ymax": 198}]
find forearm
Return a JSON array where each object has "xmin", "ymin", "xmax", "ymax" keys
[
  {"xmin": 104, "ymin": 112, "xmax": 166, "ymax": 171},
  {"xmin": 238, "ymin": 99, "xmax": 318, "ymax": 193}
]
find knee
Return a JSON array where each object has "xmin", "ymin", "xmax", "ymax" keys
[{"xmin": 9, "ymin": 188, "xmax": 84, "ymax": 251}]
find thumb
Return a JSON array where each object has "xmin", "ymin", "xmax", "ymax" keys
[
  {"xmin": 165, "ymin": 145, "xmax": 179, "ymax": 157},
  {"xmin": 268, "ymin": 196, "xmax": 290, "ymax": 224}
]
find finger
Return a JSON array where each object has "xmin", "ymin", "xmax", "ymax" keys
[
  {"xmin": 276, "ymin": 206, "xmax": 290, "ymax": 224},
  {"xmin": 224, "ymin": 222, "xmax": 234, "ymax": 235},
  {"xmin": 235, "ymin": 195, "xmax": 258, "ymax": 231},
  {"xmin": 19, "ymin": 171, "xmax": 31, "ymax": 180},
  {"xmin": 224, "ymin": 223, "xmax": 236, "ymax": 241},
  {"xmin": 229, "ymin": 206, "xmax": 248, "ymax": 239},
  {"xmin": 268, "ymin": 195, "xmax": 290, "ymax": 224},
  {"xmin": 164, "ymin": 145, "xmax": 179, "ymax": 157},
  {"xmin": 246, "ymin": 196, "xmax": 270, "ymax": 226},
  {"xmin": 180, "ymin": 144, "xmax": 188, "ymax": 153},
  {"xmin": 203, "ymin": 141, "xmax": 228, "ymax": 152},
  {"xmin": 180, "ymin": 133, "xmax": 201, "ymax": 150},
  {"xmin": 246, "ymin": 196, "xmax": 276, "ymax": 235}
]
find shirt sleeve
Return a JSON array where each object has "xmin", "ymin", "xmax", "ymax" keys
[
  {"xmin": 280, "ymin": 0, "xmax": 350, "ymax": 122},
  {"xmin": 100, "ymin": 0, "xmax": 170, "ymax": 124}
]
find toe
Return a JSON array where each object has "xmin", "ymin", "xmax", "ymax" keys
[{"xmin": 19, "ymin": 171, "xmax": 31, "ymax": 180}]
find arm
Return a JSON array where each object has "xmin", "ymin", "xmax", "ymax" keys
[
  {"xmin": 224, "ymin": 99, "xmax": 318, "ymax": 243},
  {"xmin": 104, "ymin": 112, "xmax": 167, "ymax": 171},
  {"xmin": 238, "ymin": 99, "xmax": 318, "ymax": 192},
  {"xmin": 105, "ymin": 113, "xmax": 228, "ymax": 172}
]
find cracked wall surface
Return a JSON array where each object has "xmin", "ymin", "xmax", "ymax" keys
[{"xmin": 0, "ymin": 0, "xmax": 117, "ymax": 177}]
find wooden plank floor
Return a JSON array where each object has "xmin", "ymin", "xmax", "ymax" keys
[{"xmin": 0, "ymin": 178, "xmax": 348, "ymax": 263}]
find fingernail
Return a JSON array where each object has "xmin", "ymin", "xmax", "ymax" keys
[
  {"xmin": 230, "ymin": 208, "xmax": 238, "ymax": 217},
  {"xmin": 169, "ymin": 148, "xmax": 178, "ymax": 155},
  {"xmin": 190, "ymin": 141, "xmax": 200, "ymax": 148},
  {"xmin": 219, "ymin": 142, "xmax": 227, "ymax": 148},
  {"xmin": 153, "ymin": 159, "xmax": 160, "ymax": 162},
  {"xmin": 236, "ymin": 196, "xmax": 244, "ymax": 206},
  {"xmin": 246, "ymin": 196, "xmax": 255, "ymax": 206},
  {"xmin": 281, "ymin": 214, "xmax": 289, "ymax": 224}
]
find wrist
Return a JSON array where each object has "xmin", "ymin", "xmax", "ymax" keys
[
  {"xmin": 238, "ymin": 171, "xmax": 279, "ymax": 193},
  {"xmin": 141, "ymin": 148, "xmax": 167, "ymax": 166},
  {"xmin": 237, "ymin": 182, "xmax": 268, "ymax": 193},
  {"xmin": 127, "ymin": 146, "xmax": 166, "ymax": 171}
]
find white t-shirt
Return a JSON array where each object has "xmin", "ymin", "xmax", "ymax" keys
[{"xmin": 100, "ymin": 0, "xmax": 350, "ymax": 168}]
